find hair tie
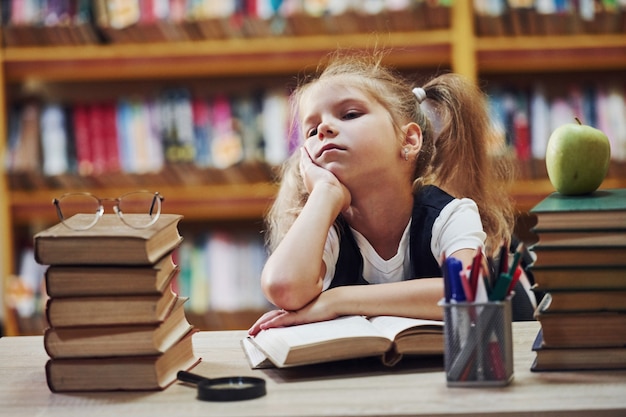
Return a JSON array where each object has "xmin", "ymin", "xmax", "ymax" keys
[{"xmin": 412, "ymin": 87, "xmax": 426, "ymax": 104}]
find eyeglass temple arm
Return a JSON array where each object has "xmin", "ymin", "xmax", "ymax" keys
[
  {"xmin": 52, "ymin": 198, "xmax": 65, "ymax": 221},
  {"xmin": 149, "ymin": 193, "xmax": 163, "ymax": 216}
]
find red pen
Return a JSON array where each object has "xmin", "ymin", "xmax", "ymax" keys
[
  {"xmin": 507, "ymin": 264, "xmax": 523, "ymax": 296},
  {"xmin": 487, "ymin": 333, "xmax": 506, "ymax": 380},
  {"xmin": 468, "ymin": 247, "xmax": 482, "ymax": 299},
  {"xmin": 460, "ymin": 268, "xmax": 474, "ymax": 302}
]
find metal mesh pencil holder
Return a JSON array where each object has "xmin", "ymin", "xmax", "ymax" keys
[{"xmin": 440, "ymin": 297, "xmax": 514, "ymax": 387}]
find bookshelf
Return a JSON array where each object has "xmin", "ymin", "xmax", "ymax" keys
[{"xmin": 2, "ymin": 2, "xmax": 626, "ymax": 335}]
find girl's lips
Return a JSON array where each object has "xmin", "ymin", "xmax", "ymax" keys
[{"xmin": 316, "ymin": 144, "xmax": 345, "ymax": 158}]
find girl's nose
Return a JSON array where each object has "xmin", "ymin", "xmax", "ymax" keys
[{"xmin": 317, "ymin": 121, "xmax": 336, "ymax": 139}]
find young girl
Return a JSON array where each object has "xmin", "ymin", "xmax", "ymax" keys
[{"xmin": 248, "ymin": 50, "xmax": 524, "ymax": 336}]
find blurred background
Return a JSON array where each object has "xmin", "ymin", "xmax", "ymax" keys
[{"xmin": 1, "ymin": 0, "xmax": 625, "ymax": 336}]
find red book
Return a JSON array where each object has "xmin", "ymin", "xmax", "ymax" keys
[
  {"xmin": 72, "ymin": 104, "xmax": 93, "ymax": 176},
  {"xmin": 514, "ymin": 110, "xmax": 531, "ymax": 161},
  {"xmin": 87, "ymin": 103, "xmax": 107, "ymax": 175},
  {"xmin": 101, "ymin": 101, "xmax": 121, "ymax": 173}
]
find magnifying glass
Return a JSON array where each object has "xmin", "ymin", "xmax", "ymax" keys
[{"xmin": 177, "ymin": 370, "xmax": 267, "ymax": 401}]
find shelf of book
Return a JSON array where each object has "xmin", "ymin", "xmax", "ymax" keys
[
  {"xmin": 477, "ymin": 34, "xmax": 626, "ymax": 73},
  {"xmin": 2, "ymin": 2, "xmax": 626, "ymax": 336},
  {"xmin": 8, "ymin": 175, "xmax": 626, "ymax": 227},
  {"xmin": 2, "ymin": 31, "xmax": 453, "ymax": 82},
  {"xmin": 9, "ymin": 181, "xmax": 277, "ymax": 226}
]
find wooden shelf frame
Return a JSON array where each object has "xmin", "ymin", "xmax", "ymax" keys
[
  {"xmin": 2, "ymin": 30, "xmax": 454, "ymax": 82},
  {"xmin": 9, "ymin": 182, "xmax": 277, "ymax": 226},
  {"xmin": 477, "ymin": 34, "xmax": 626, "ymax": 73}
]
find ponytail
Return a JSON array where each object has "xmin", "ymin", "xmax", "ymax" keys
[{"xmin": 419, "ymin": 74, "xmax": 515, "ymax": 254}]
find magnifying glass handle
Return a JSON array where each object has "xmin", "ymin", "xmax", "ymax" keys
[{"xmin": 177, "ymin": 370, "xmax": 210, "ymax": 385}]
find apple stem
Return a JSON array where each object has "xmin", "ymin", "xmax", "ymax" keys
[{"xmin": 575, "ymin": 117, "xmax": 582, "ymax": 125}]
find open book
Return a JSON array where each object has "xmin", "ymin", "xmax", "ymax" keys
[{"xmin": 242, "ymin": 315, "xmax": 444, "ymax": 369}]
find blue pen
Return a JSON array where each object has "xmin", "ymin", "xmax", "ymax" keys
[{"xmin": 446, "ymin": 257, "xmax": 465, "ymax": 302}]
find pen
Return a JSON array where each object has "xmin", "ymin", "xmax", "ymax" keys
[
  {"xmin": 507, "ymin": 264, "xmax": 523, "ymax": 296},
  {"xmin": 486, "ymin": 333, "xmax": 505, "ymax": 380},
  {"xmin": 460, "ymin": 268, "xmax": 474, "ymax": 302},
  {"xmin": 507, "ymin": 242, "xmax": 524, "ymax": 278},
  {"xmin": 446, "ymin": 257, "xmax": 465, "ymax": 302},
  {"xmin": 468, "ymin": 247, "xmax": 482, "ymax": 300},
  {"xmin": 497, "ymin": 241, "xmax": 508, "ymax": 276},
  {"xmin": 489, "ymin": 272, "xmax": 512, "ymax": 302}
]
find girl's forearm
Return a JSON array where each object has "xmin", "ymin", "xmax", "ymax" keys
[
  {"xmin": 326, "ymin": 278, "xmax": 445, "ymax": 321},
  {"xmin": 261, "ymin": 184, "xmax": 345, "ymax": 310}
]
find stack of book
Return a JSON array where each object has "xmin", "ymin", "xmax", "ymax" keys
[
  {"xmin": 34, "ymin": 213, "xmax": 198, "ymax": 392},
  {"xmin": 528, "ymin": 189, "xmax": 626, "ymax": 371}
]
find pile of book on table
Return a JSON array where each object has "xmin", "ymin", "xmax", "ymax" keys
[
  {"xmin": 34, "ymin": 213, "xmax": 198, "ymax": 392},
  {"xmin": 528, "ymin": 188, "xmax": 626, "ymax": 372}
]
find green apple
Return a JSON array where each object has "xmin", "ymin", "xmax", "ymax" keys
[{"xmin": 545, "ymin": 118, "xmax": 611, "ymax": 196}]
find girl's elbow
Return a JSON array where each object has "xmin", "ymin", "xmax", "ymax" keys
[{"xmin": 261, "ymin": 271, "xmax": 316, "ymax": 311}]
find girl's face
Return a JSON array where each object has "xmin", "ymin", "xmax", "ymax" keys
[{"xmin": 299, "ymin": 78, "xmax": 403, "ymax": 188}]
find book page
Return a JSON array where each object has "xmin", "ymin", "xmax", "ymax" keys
[
  {"xmin": 240, "ymin": 337, "xmax": 274, "ymax": 369},
  {"xmin": 368, "ymin": 316, "xmax": 444, "ymax": 341},
  {"xmin": 250, "ymin": 315, "xmax": 390, "ymax": 366},
  {"xmin": 266, "ymin": 315, "xmax": 384, "ymax": 347}
]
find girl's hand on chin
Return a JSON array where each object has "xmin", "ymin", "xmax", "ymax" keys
[{"xmin": 299, "ymin": 148, "xmax": 351, "ymax": 210}]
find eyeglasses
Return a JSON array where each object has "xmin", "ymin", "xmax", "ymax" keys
[{"xmin": 53, "ymin": 191, "xmax": 164, "ymax": 231}]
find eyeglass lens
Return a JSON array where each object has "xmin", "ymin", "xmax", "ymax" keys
[
  {"xmin": 118, "ymin": 191, "xmax": 162, "ymax": 228},
  {"xmin": 56, "ymin": 193, "xmax": 101, "ymax": 230}
]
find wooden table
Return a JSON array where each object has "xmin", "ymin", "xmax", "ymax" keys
[{"xmin": 1, "ymin": 322, "xmax": 625, "ymax": 416}]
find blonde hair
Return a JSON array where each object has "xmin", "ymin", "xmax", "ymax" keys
[{"xmin": 266, "ymin": 50, "xmax": 515, "ymax": 255}]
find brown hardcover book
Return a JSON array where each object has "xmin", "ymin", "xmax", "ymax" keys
[
  {"xmin": 531, "ymin": 266, "xmax": 626, "ymax": 291},
  {"xmin": 540, "ymin": 289, "xmax": 626, "ymax": 312},
  {"xmin": 45, "ymin": 285, "xmax": 177, "ymax": 328},
  {"xmin": 529, "ymin": 189, "xmax": 626, "ymax": 232},
  {"xmin": 533, "ymin": 230, "xmax": 626, "ymax": 247},
  {"xmin": 531, "ymin": 330, "xmax": 626, "ymax": 372},
  {"xmin": 45, "ymin": 253, "xmax": 178, "ymax": 297},
  {"xmin": 242, "ymin": 315, "xmax": 443, "ymax": 369},
  {"xmin": 44, "ymin": 297, "xmax": 192, "ymax": 359},
  {"xmin": 535, "ymin": 295, "xmax": 626, "ymax": 348},
  {"xmin": 45, "ymin": 331, "xmax": 199, "ymax": 392},
  {"xmin": 530, "ymin": 245, "xmax": 626, "ymax": 267},
  {"xmin": 34, "ymin": 214, "xmax": 183, "ymax": 266}
]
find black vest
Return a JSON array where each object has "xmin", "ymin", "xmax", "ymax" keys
[{"xmin": 329, "ymin": 185, "xmax": 454, "ymax": 289}]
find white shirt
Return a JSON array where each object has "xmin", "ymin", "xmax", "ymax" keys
[{"xmin": 321, "ymin": 198, "xmax": 485, "ymax": 290}]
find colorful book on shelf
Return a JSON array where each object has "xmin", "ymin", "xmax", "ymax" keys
[
  {"xmin": 40, "ymin": 103, "xmax": 70, "ymax": 177},
  {"xmin": 44, "ymin": 253, "xmax": 178, "ymax": 298},
  {"xmin": 529, "ymin": 189, "xmax": 626, "ymax": 231},
  {"xmin": 530, "ymin": 265, "xmax": 626, "ymax": 291},
  {"xmin": 242, "ymin": 315, "xmax": 444, "ymax": 369},
  {"xmin": 534, "ymin": 294, "xmax": 626, "ymax": 348},
  {"xmin": 72, "ymin": 103, "xmax": 95, "ymax": 176},
  {"xmin": 34, "ymin": 213, "xmax": 183, "ymax": 266},
  {"xmin": 45, "ymin": 284, "xmax": 178, "ymax": 328},
  {"xmin": 44, "ymin": 297, "xmax": 193, "ymax": 359},
  {"xmin": 72, "ymin": 0, "xmax": 100, "ymax": 45},
  {"xmin": 101, "ymin": 101, "xmax": 122, "ymax": 173},
  {"xmin": 45, "ymin": 331, "xmax": 199, "ymax": 392},
  {"xmin": 531, "ymin": 329, "xmax": 626, "ymax": 372}
]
